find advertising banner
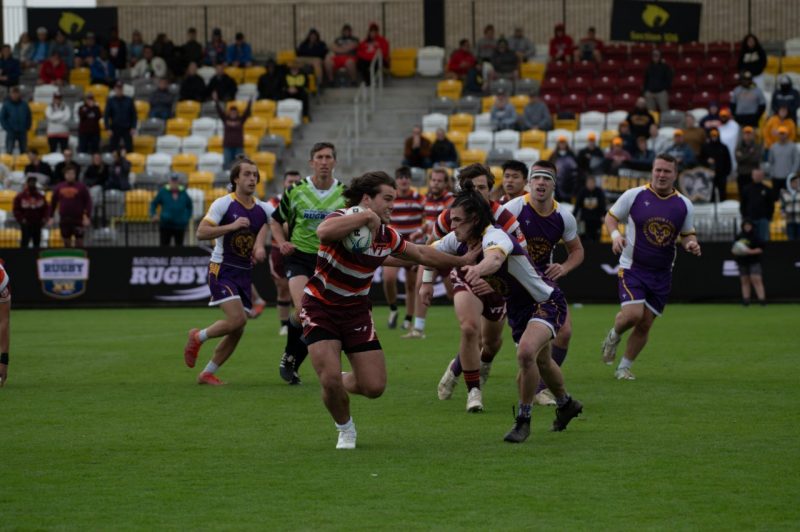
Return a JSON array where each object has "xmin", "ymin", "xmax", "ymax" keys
[
  {"xmin": 27, "ymin": 8, "xmax": 118, "ymax": 43},
  {"xmin": 610, "ymin": 0, "xmax": 702, "ymax": 44}
]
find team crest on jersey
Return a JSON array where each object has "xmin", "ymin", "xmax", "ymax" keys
[
  {"xmin": 644, "ymin": 217, "xmax": 676, "ymax": 247},
  {"xmin": 526, "ymin": 236, "xmax": 552, "ymax": 264},
  {"xmin": 534, "ymin": 304, "xmax": 549, "ymax": 318},
  {"xmin": 231, "ymin": 229, "xmax": 256, "ymax": 257},
  {"xmin": 37, "ymin": 249, "xmax": 90, "ymax": 300}
]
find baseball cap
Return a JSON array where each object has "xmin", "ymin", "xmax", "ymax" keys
[
  {"xmin": 673, "ymin": 129, "xmax": 684, "ymax": 136},
  {"xmin": 719, "ymin": 108, "xmax": 731, "ymax": 117},
  {"xmin": 587, "ymin": 132, "xmax": 597, "ymax": 141},
  {"xmin": 557, "ymin": 135, "xmax": 568, "ymax": 142},
  {"xmin": 612, "ymin": 137, "xmax": 623, "ymax": 146},
  {"xmin": 778, "ymin": 126, "xmax": 789, "ymax": 134},
  {"xmin": 742, "ymin": 125, "xmax": 754, "ymax": 133}
]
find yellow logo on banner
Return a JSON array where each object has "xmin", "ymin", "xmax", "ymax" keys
[
  {"xmin": 59, "ymin": 12, "xmax": 85, "ymax": 35},
  {"xmin": 642, "ymin": 4, "xmax": 670, "ymax": 28}
]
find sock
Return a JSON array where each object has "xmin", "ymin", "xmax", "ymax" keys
[
  {"xmin": 389, "ymin": 304, "xmax": 398, "ymax": 311},
  {"xmin": 609, "ymin": 328, "xmax": 620, "ymax": 341},
  {"xmin": 280, "ymin": 319, "xmax": 290, "ymax": 327},
  {"xmin": 463, "ymin": 369, "xmax": 480, "ymax": 391},
  {"xmin": 450, "ymin": 355, "xmax": 463, "ymax": 376},
  {"xmin": 198, "ymin": 329, "xmax": 208, "ymax": 342},
  {"xmin": 335, "ymin": 417, "xmax": 354, "ymax": 431},
  {"xmin": 203, "ymin": 361, "xmax": 219, "ymax": 374},
  {"xmin": 556, "ymin": 393, "xmax": 571, "ymax": 408},
  {"xmin": 277, "ymin": 300, "xmax": 291, "ymax": 308},
  {"xmin": 414, "ymin": 317, "xmax": 426, "ymax": 331},
  {"xmin": 254, "ymin": 297, "xmax": 266, "ymax": 305},
  {"xmin": 285, "ymin": 316, "xmax": 304, "ymax": 360},
  {"xmin": 618, "ymin": 357, "xmax": 633, "ymax": 370},
  {"xmin": 404, "ymin": 314, "xmax": 412, "ymax": 323},
  {"xmin": 518, "ymin": 402, "xmax": 532, "ymax": 419}
]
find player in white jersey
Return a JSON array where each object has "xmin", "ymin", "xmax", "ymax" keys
[{"xmin": 0, "ymin": 262, "xmax": 11, "ymax": 386}]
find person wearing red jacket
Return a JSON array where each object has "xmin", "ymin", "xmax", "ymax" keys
[
  {"xmin": 548, "ymin": 23, "xmax": 574, "ymax": 62},
  {"xmin": 13, "ymin": 175, "xmax": 49, "ymax": 248},
  {"xmin": 356, "ymin": 23, "xmax": 389, "ymax": 86},
  {"xmin": 447, "ymin": 39, "xmax": 477, "ymax": 80},
  {"xmin": 49, "ymin": 164, "xmax": 92, "ymax": 247},
  {"xmin": 38, "ymin": 52, "xmax": 67, "ymax": 85}
]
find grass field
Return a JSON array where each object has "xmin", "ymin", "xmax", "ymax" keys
[{"xmin": 3, "ymin": 303, "xmax": 798, "ymax": 530}]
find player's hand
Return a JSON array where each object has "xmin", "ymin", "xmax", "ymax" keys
[
  {"xmin": 462, "ymin": 264, "xmax": 482, "ymax": 285},
  {"xmin": 419, "ymin": 282, "xmax": 434, "ymax": 306},
  {"xmin": 82, "ymin": 214, "xmax": 91, "ymax": 227},
  {"xmin": 364, "ymin": 209, "xmax": 382, "ymax": 233},
  {"xmin": 0, "ymin": 363, "xmax": 7, "ymax": 387},
  {"xmin": 545, "ymin": 262, "xmax": 567, "ymax": 280},
  {"xmin": 685, "ymin": 240, "xmax": 701, "ymax": 256},
  {"xmin": 279, "ymin": 241, "xmax": 296, "ymax": 256},
  {"xmin": 252, "ymin": 246, "xmax": 266, "ymax": 263},
  {"xmin": 460, "ymin": 242, "xmax": 481, "ymax": 266},
  {"xmin": 231, "ymin": 217, "xmax": 250, "ymax": 230},
  {"xmin": 612, "ymin": 235, "xmax": 626, "ymax": 255},
  {"xmin": 470, "ymin": 278, "xmax": 494, "ymax": 296},
  {"xmin": 408, "ymin": 229, "xmax": 424, "ymax": 243}
]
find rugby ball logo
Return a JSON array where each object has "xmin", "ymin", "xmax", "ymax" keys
[{"xmin": 342, "ymin": 206, "xmax": 373, "ymax": 253}]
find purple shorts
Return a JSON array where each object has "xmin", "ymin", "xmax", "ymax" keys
[
  {"xmin": 208, "ymin": 262, "xmax": 253, "ymax": 312},
  {"xmin": 506, "ymin": 288, "xmax": 567, "ymax": 343},
  {"xmin": 618, "ymin": 267, "xmax": 671, "ymax": 316}
]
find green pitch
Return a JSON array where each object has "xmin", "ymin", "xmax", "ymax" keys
[{"xmin": 3, "ymin": 304, "xmax": 798, "ymax": 530}]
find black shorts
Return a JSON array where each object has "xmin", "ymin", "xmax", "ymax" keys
[{"xmin": 284, "ymin": 250, "xmax": 317, "ymax": 279}]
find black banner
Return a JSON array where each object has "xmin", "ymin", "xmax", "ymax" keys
[
  {"xmin": 2, "ymin": 243, "xmax": 799, "ymax": 308},
  {"xmin": 27, "ymin": 8, "xmax": 118, "ymax": 43},
  {"xmin": 610, "ymin": 0, "xmax": 702, "ymax": 44}
]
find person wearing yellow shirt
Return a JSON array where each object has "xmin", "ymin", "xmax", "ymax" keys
[{"xmin": 762, "ymin": 105, "xmax": 796, "ymax": 148}]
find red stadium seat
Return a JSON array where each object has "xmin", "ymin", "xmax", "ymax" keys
[
  {"xmin": 630, "ymin": 43, "xmax": 654, "ymax": 59},
  {"xmin": 592, "ymin": 75, "xmax": 618, "ymax": 93},
  {"xmin": 613, "ymin": 92, "xmax": 637, "ymax": 109},
  {"xmin": 545, "ymin": 60, "xmax": 570, "ymax": 78},
  {"xmin": 675, "ymin": 56, "xmax": 699, "ymax": 75},
  {"xmin": 725, "ymin": 71, "xmax": 741, "ymax": 90},
  {"xmin": 680, "ymin": 41, "xmax": 706, "ymax": 61},
  {"xmin": 697, "ymin": 72, "xmax": 722, "ymax": 90},
  {"xmin": 559, "ymin": 93, "xmax": 585, "ymax": 114},
  {"xmin": 566, "ymin": 76, "xmax": 592, "ymax": 94},
  {"xmin": 707, "ymin": 41, "xmax": 732, "ymax": 55},
  {"xmin": 670, "ymin": 91, "xmax": 690, "ymax": 110},
  {"xmin": 604, "ymin": 43, "xmax": 629, "ymax": 61},
  {"xmin": 705, "ymin": 55, "xmax": 728, "ymax": 74},
  {"xmin": 541, "ymin": 75, "xmax": 565, "ymax": 94},
  {"xmin": 619, "ymin": 74, "xmax": 643, "ymax": 91},
  {"xmin": 598, "ymin": 59, "xmax": 622, "ymax": 76},
  {"xmin": 623, "ymin": 57, "xmax": 647, "ymax": 76},
  {"xmin": 572, "ymin": 60, "xmax": 597, "ymax": 76},
  {"xmin": 659, "ymin": 43, "xmax": 679, "ymax": 64},
  {"xmin": 586, "ymin": 93, "xmax": 612, "ymax": 112},
  {"xmin": 672, "ymin": 73, "xmax": 696, "ymax": 91},
  {"xmin": 690, "ymin": 90, "xmax": 717, "ymax": 108},
  {"xmin": 718, "ymin": 91, "xmax": 733, "ymax": 106},
  {"xmin": 541, "ymin": 92, "xmax": 560, "ymax": 111}
]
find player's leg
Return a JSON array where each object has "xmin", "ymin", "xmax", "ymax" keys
[
  {"xmin": 402, "ymin": 266, "xmax": 417, "ymax": 330},
  {"xmin": 615, "ymin": 306, "xmax": 656, "ymax": 380},
  {"xmin": 196, "ymin": 299, "xmax": 248, "ymax": 385},
  {"xmin": 504, "ymin": 320, "xmax": 551, "ymax": 442},
  {"xmin": 478, "ymin": 314, "xmax": 504, "ymax": 384},
  {"xmin": 308, "ymin": 338, "xmax": 358, "ymax": 449},
  {"xmin": 535, "ymin": 310, "xmax": 571, "ymax": 404},
  {"xmin": 602, "ymin": 269, "xmax": 648, "ymax": 364},
  {"xmin": 275, "ymin": 276, "xmax": 292, "ymax": 333},
  {"xmin": 740, "ymin": 273, "xmax": 752, "ymax": 305},
  {"xmin": 0, "ymin": 296, "xmax": 10, "ymax": 386},
  {"xmin": 343, "ymin": 349, "xmax": 386, "ymax": 399},
  {"xmin": 404, "ymin": 271, "xmax": 429, "ymax": 338},
  {"xmin": 453, "ymin": 291, "xmax": 484, "ymax": 412},
  {"xmin": 250, "ymin": 284, "xmax": 266, "ymax": 318},
  {"xmin": 279, "ymin": 272, "xmax": 311, "ymax": 384},
  {"xmin": 382, "ymin": 265, "xmax": 400, "ymax": 328},
  {"xmin": 750, "ymin": 270, "xmax": 766, "ymax": 304}
]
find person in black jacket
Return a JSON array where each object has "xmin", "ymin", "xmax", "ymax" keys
[
  {"xmin": 257, "ymin": 59, "xmax": 284, "ymax": 100},
  {"xmin": 83, "ymin": 152, "xmax": 108, "ymax": 188},
  {"xmin": 429, "ymin": 128, "xmax": 458, "ymax": 168},
  {"xmin": 179, "ymin": 61, "xmax": 206, "ymax": 102},
  {"xmin": 740, "ymin": 169, "xmax": 775, "ymax": 241},
  {"xmin": 643, "ymin": 49, "xmax": 673, "ymax": 112},
  {"xmin": 738, "ymin": 34, "xmax": 767, "ymax": 83},
  {"xmin": 206, "ymin": 63, "xmax": 237, "ymax": 102},
  {"xmin": 105, "ymin": 81, "xmax": 137, "ymax": 152},
  {"xmin": 572, "ymin": 176, "xmax": 606, "ymax": 242},
  {"xmin": 699, "ymin": 128, "xmax": 732, "ymax": 201},
  {"xmin": 733, "ymin": 218, "xmax": 766, "ymax": 306}
]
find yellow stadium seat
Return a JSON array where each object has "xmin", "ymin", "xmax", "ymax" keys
[
  {"xmin": 253, "ymin": 99, "xmax": 276, "ymax": 120},
  {"xmin": 124, "ymin": 189, "xmax": 155, "ymax": 221},
  {"xmin": 226, "ymin": 100, "xmax": 249, "ymax": 114},
  {"xmin": 69, "ymin": 67, "xmax": 90, "ymax": 89},
  {"xmin": 422, "ymin": 131, "xmax": 436, "ymax": 145},
  {"xmin": 172, "ymin": 153, "xmax": 198, "ymax": 174},
  {"xmin": 205, "ymin": 187, "xmax": 228, "ymax": 212},
  {"xmin": 29, "ymin": 101, "xmax": 46, "ymax": 123},
  {"xmin": 48, "ymin": 228, "xmax": 64, "ymax": 248},
  {"xmin": 276, "ymin": 50, "xmax": 297, "ymax": 66},
  {"xmin": 175, "ymin": 100, "xmax": 200, "ymax": 120},
  {"xmin": 125, "ymin": 152, "xmax": 145, "ymax": 174},
  {"xmin": 540, "ymin": 148, "xmax": 553, "ymax": 160},
  {"xmin": 252, "ymin": 151, "xmax": 276, "ymax": 182},
  {"xmin": 13, "ymin": 154, "xmax": 30, "ymax": 171},
  {"xmin": 89, "ymin": 84, "xmax": 110, "ymax": 101},
  {"xmin": 436, "ymin": 79, "xmax": 462, "ymax": 100},
  {"xmin": 390, "ymin": 48, "xmax": 417, "ymax": 77},
  {"xmin": 244, "ymin": 116, "xmax": 268, "ymax": 139},
  {"xmin": 133, "ymin": 135, "xmax": 156, "ymax": 155},
  {"xmin": 510, "ymin": 95, "xmax": 530, "ymax": 115},
  {"xmin": 554, "ymin": 118, "xmax": 578, "ymax": 132},
  {"xmin": 0, "ymin": 190, "xmax": 15, "ymax": 212},
  {"xmin": 459, "ymin": 149, "xmax": 487, "ymax": 165},
  {"xmin": 448, "ymin": 114, "xmax": 475, "ymax": 136},
  {"xmin": 0, "ymin": 228, "xmax": 21, "ymax": 248},
  {"xmin": 28, "ymin": 135, "xmax": 48, "ymax": 153},
  {"xmin": 207, "ymin": 136, "xmax": 223, "ymax": 154},
  {"xmin": 446, "ymin": 130, "xmax": 467, "ymax": 152},
  {"xmin": 481, "ymin": 96, "xmax": 496, "ymax": 113},
  {"xmin": 764, "ymin": 55, "xmax": 781, "ymax": 75},
  {"xmin": 600, "ymin": 129, "xmax": 619, "ymax": 149},
  {"xmin": 134, "ymin": 100, "xmax": 150, "ymax": 122},
  {"xmin": 244, "ymin": 66, "xmax": 267, "ymax": 84},
  {"xmin": 520, "ymin": 61, "xmax": 546, "ymax": 81},
  {"xmin": 0, "ymin": 154, "xmax": 12, "ymax": 169},
  {"xmin": 188, "ymin": 171, "xmax": 214, "ymax": 192},
  {"xmin": 165, "ymin": 118, "xmax": 191, "ymax": 137},
  {"xmin": 781, "ymin": 55, "xmax": 800, "ymax": 74},
  {"xmin": 243, "ymin": 134, "xmax": 258, "ymax": 156},
  {"xmin": 521, "ymin": 129, "xmax": 546, "ymax": 150},
  {"xmin": 490, "ymin": 166, "xmax": 503, "ymax": 183},
  {"xmin": 224, "ymin": 66, "xmax": 245, "ymax": 84},
  {"xmin": 268, "ymin": 116, "xmax": 293, "ymax": 146}
]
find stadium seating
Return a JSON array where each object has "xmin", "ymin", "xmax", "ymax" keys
[
  {"xmin": 467, "ymin": 130, "xmax": 493, "ymax": 152},
  {"xmin": 417, "ymin": 47, "xmax": 445, "ymax": 77},
  {"xmin": 133, "ymin": 135, "xmax": 156, "ymax": 155},
  {"xmin": 459, "ymin": 149, "xmax": 487, "ymax": 165},
  {"xmin": 198, "ymin": 152, "xmax": 224, "ymax": 174},
  {"xmin": 190, "ymin": 117, "xmax": 216, "ymax": 139},
  {"xmin": 437, "ymin": 80, "xmax": 462, "ymax": 100},
  {"xmin": 252, "ymin": 151, "xmax": 276, "ymax": 182},
  {"xmin": 171, "ymin": 153, "xmax": 197, "ymax": 174},
  {"xmin": 473, "ymin": 113, "xmax": 492, "ymax": 132},
  {"xmin": 165, "ymin": 118, "xmax": 191, "ymax": 137},
  {"xmin": 206, "ymin": 136, "xmax": 223, "ymax": 154},
  {"xmin": 125, "ymin": 189, "xmax": 156, "ymax": 220},
  {"xmin": 175, "ymin": 100, "xmax": 200, "ymax": 120},
  {"xmin": 253, "ymin": 99, "xmax": 276, "ymax": 120},
  {"xmin": 494, "ymin": 129, "xmax": 520, "ymax": 151},
  {"xmin": 422, "ymin": 113, "xmax": 448, "ymax": 133},
  {"xmin": 521, "ymin": 129, "xmax": 546, "ymax": 150},
  {"xmin": 145, "ymin": 153, "xmax": 172, "ymax": 177},
  {"xmin": 276, "ymin": 99, "xmax": 303, "ymax": 127},
  {"xmin": 390, "ymin": 48, "xmax": 417, "ymax": 77},
  {"xmin": 267, "ymin": 116, "xmax": 293, "ymax": 146},
  {"xmin": 181, "ymin": 135, "xmax": 208, "ymax": 156}
]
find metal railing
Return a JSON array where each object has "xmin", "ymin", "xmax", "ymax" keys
[{"xmin": 336, "ymin": 51, "xmax": 384, "ymax": 165}]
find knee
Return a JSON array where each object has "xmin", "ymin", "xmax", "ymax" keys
[
  {"xmin": 319, "ymin": 372, "xmax": 344, "ymax": 393},
  {"xmin": 361, "ymin": 381, "xmax": 385, "ymax": 399},
  {"xmin": 459, "ymin": 319, "xmax": 480, "ymax": 340},
  {"xmin": 516, "ymin": 348, "xmax": 535, "ymax": 369},
  {"xmin": 483, "ymin": 335, "xmax": 502, "ymax": 356},
  {"xmin": 230, "ymin": 315, "xmax": 248, "ymax": 331},
  {"xmin": 634, "ymin": 318, "xmax": 653, "ymax": 334}
]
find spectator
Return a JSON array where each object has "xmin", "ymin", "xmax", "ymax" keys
[
  {"xmin": 215, "ymin": 96, "xmax": 252, "ymax": 168},
  {"xmin": 626, "ymin": 97, "xmax": 656, "ymax": 140},
  {"xmin": 128, "ymin": 30, "xmax": 145, "ymax": 67},
  {"xmin": 577, "ymin": 131, "xmax": 605, "ymax": 177},
  {"xmin": 446, "ymin": 39, "xmax": 477, "ymax": 80},
  {"xmin": 77, "ymin": 32, "xmax": 102, "ymax": 64},
  {"xmin": 49, "ymin": 164, "xmax": 92, "ymax": 248},
  {"xmin": 630, "ymin": 135, "xmax": 655, "ymax": 167},
  {"xmin": 206, "ymin": 62, "xmax": 237, "ymax": 102},
  {"xmin": 645, "ymin": 122, "xmax": 668, "ymax": 155},
  {"xmin": 549, "ymin": 136, "xmax": 580, "ymax": 200},
  {"xmin": 617, "ymin": 120, "xmax": 635, "ymax": 153},
  {"xmin": 519, "ymin": 94, "xmax": 553, "ymax": 131},
  {"xmin": 90, "ymin": 48, "xmax": 117, "ymax": 86},
  {"xmin": 324, "ymin": 24, "xmax": 359, "ymax": 85},
  {"xmin": 762, "ymin": 105, "xmax": 796, "ymax": 148},
  {"xmin": 664, "ymin": 129, "xmax": 696, "ymax": 170},
  {"xmin": 0, "ymin": 87, "xmax": 32, "ymax": 154},
  {"xmin": 575, "ymin": 27, "xmax": 603, "ymax": 62},
  {"xmin": 767, "ymin": 127, "xmax": 800, "ymax": 191},
  {"xmin": 402, "ymin": 125, "xmax": 431, "ymax": 168},
  {"xmin": 733, "ymin": 219, "xmax": 766, "ymax": 306},
  {"xmin": 51, "ymin": 31, "xmax": 75, "ymax": 69},
  {"xmin": 740, "ymin": 169, "xmax": 774, "ymax": 241},
  {"xmin": 781, "ymin": 173, "xmax": 800, "ymax": 240},
  {"xmin": 24, "ymin": 149, "xmax": 53, "ymax": 184},
  {"xmin": 771, "ymin": 74, "xmax": 800, "ymax": 121},
  {"xmin": 0, "ymin": 160, "xmax": 10, "ymax": 189},
  {"xmin": 296, "ymin": 28, "xmax": 328, "ymax": 84},
  {"xmin": 643, "ymin": 49, "xmax": 673, "ymax": 112},
  {"xmin": 0, "ymin": 45, "xmax": 21, "ymax": 87},
  {"xmin": 107, "ymin": 27, "xmax": 128, "ymax": 71},
  {"xmin": 699, "ymin": 128, "xmax": 733, "ymax": 200},
  {"xmin": 181, "ymin": 28, "xmax": 204, "ymax": 72},
  {"xmin": 152, "ymin": 33, "xmax": 177, "ymax": 74},
  {"xmin": 257, "ymin": 59, "xmax": 284, "ymax": 100},
  {"xmin": 549, "ymin": 23, "xmax": 574, "ymax": 62},
  {"xmin": 180, "ymin": 61, "xmax": 207, "ymax": 101},
  {"xmin": 105, "ymin": 81, "xmax": 137, "ymax": 153},
  {"xmin": 283, "ymin": 61, "xmax": 311, "ymax": 121},
  {"xmin": 13, "ymin": 32, "xmax": 32, "ymax": 65},
  {"xmin": 13, "ymin": 176, "xmax": 49, "ymax": 248},
  {"xmin": 131, "ymin": 45, "xmax": 167, "ymax": 79},
  {"xmin": 52, "ymin": 148, "xmax": 75, "ymax": 185},
  {"xmin": 735, "ymin": 125, "xmax": 763, "ymax": 198},
  {"xmin": 429, "ymin": 128, "xmax": 458, "ymax": 168},
  {"xmin": 731, "ymin": 71, "xmax": 766, "ymax": 127},
  {"xmin": 604, "ymin": 137, "xmax": 632, "ymax": 175},
  {"xmin": 39, "ymin": 52, "xmax": 67, "ymax": 85},
  {"xmin": 106, "ymin": 149, "xmax": 132, "ymax": 191},
  {"xmin": 149, "ymin": 77, "xmax": 175, "ymax": 119},
  {"xmin": 204, "ymin": 28, "xmax": 227, "ymax": 66},
  {"xmin": 700, "ymin": 102, "xmax": 722, "ymax": 131},
  {"xmin": 717, "ymin": 108, "xmax": 740, "ymax": 172},
  {"xmin": 508, "ymin": 28, "xmax": 535, "ymax": 63},
  {"xmin": 27, "ymin": 27, "xmax": 52, "ymax": 66},
  {"xmin": 83, "ymin": 152, "xmax": 108, "ymax": 188},
  {"xmin": 45, "ymin": 92, "xmax": 70, "ymax": 153},
  {"xmin": 490, "ymin": 38, "xmax": 519, "ymax": 81},
  {"xmin": 683, "ymin": 113, "xmax": 706, "ymax": 157},
  {"xmin": 356, "ymin": 23, "xmax": 389, "ymax": 87},
  {"xmin": 226, "ymin": 32, "xmax": 253, "ymax": 67},
  {"xmin": 737, "ymin": 33, "xmax": 767, "ymax": 91},
  {"xmin": 475, "ymin": 25, "xmax": 497, "ymax": 63},
  {"xmin": 78, "ymin": 93, "xmax": 102, "ymax": 154},
  {"xmin": 572, "ymin": 177, "xmax": 606, "ymax": 241},
  {"xmin": 490, "ymin": 91, "xmax": 518, "ymax": 131},
  {"xmin": 150, "ymin": 174, "xmax": 193, "ymax": 246}
]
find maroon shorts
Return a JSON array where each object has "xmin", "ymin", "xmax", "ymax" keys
[
  {"xmin": 269, "ymin": 246, "xmax": 286, "ymax": 280},
  {"xmin": 300, "ymin": 294, "xmax": 382, "ymax": 354},
  {"xmin": 449, "ymin": 270, "xmax": 507, "ymax": 322},
  {"xmin": 60, "ymin": 222, "xmax": 85, "ymax": 241}
]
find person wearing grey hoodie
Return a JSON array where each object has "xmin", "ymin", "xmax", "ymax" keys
[
  {"xmin": 519, "ymin": 96, "xmax": 552, "ymax": 131},
  {"xmin": 780, "ymin": 173, "xmax": 800, "ymax": 240},
  {"xmin": 767, "ymin": 128, "xmax": 800, "ymax": 191}
]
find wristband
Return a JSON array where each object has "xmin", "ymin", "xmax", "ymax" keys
[
  {"xmin": 611, "ymin": 229, "xmax": 621, "ymax": 240},
  {"xmin": 0, "ymin": 352, "xmax": 7, "ymax": 364},
  {"xmin": 422, "ymin": 269, "xmax": 435, "ymax": 283}
]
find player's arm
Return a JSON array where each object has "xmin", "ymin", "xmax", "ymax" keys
[
  {"xmin": 547, "ymin": 237, "xmax": 584, "ymax": 280},
  {"xmin": 196, "ymin": 216, "xmax": 249, "ymax": 240},
  {"xmin": 317, "ymin": 209, "xmax": 381, "ymax": 244},
  {"xmin": 606, "ymin": 188, "xmax": 636, "ymax": 255},
  {"xmin": 681, "ymin": 234, "xmax": 701, "ymax": 256},
  {"xmin": 0, "ymin": 301, "xmax": 9, "ymax": 387},
  {"xmin": 679, "ymin": 197, "xmax": 701, "ymax": 256},
  {"xmin": 462, "ymin": 249, "xmax": 505, "ymax": 285},
  {"xmin": 398, "ymin": 241, "xmax": 478, "ymax": 270},
  {"xmin": 252, "ymin": 223, "xmax": 268, "ymax": 263}
]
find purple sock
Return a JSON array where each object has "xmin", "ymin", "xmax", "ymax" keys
[
  {"xmin": 536, "ymin": 346, "xmax": 568, "ymax": 393},
  {"xmin": 450, "ymin": 354, "xmax": 463, "ymax": 376}
]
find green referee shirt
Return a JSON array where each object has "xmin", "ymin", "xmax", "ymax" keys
[{"xmin": 272, "ymin": 176, "xmax": 346, "ymax": 254}]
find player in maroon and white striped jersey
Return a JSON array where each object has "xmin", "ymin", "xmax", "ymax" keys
[
  {"xmin": 300, "ymin": 171, "xmax": 477, "ymax": 449},
  {"xmin": 422, "ymin": 167, "xmax": 454, "ymax": 232},
  {"xmin": 382, "ymin": 166, "xmax": 426, "ymax": 330}
]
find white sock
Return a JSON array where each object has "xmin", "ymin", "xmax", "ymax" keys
[
  {"xmin": 618, "ymin": 357, "xmax": 633, "ymax": 370},
  {"xmin": 198, "ymin": 329, "xmax": 209, "ymax": 342},
  {"xmin": 204, "ymin": 361, "xmax": 219, "ymax": 374},
  {"xmin": 335, "ymin": 417, "xmax": 354, "ymax": 432},
  {"xmin": 414, "ymin": 317, "xmax": 426, "ymax": 331},
  {"xmin": 609, "ymin": 327, "xmax": 620, "ymax": 341}
]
